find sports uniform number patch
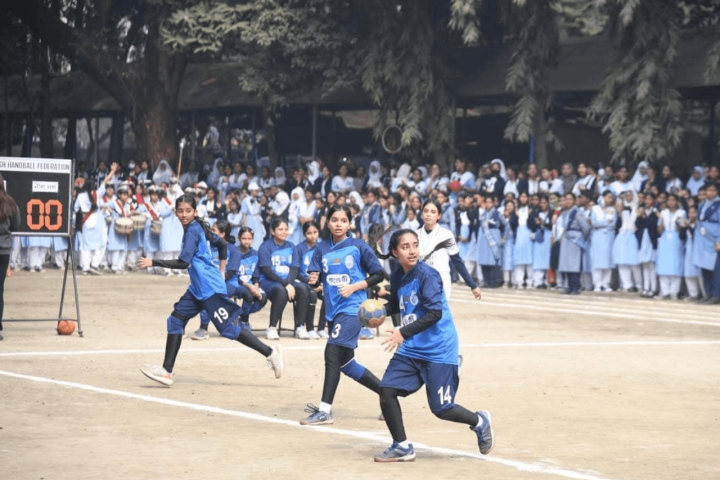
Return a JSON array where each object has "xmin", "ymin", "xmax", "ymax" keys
[
  {"xmin": 332, "ymin": 323, "xmax": 341, "ymax": 338},
  {"xmin": 214, "ymin": 307, "xmax": 229, "ymax": 323},
  {"xmin": 438, "ymin": 385, "xmax": 453, "ymax": 405},
  {"xmin": 322, "ymin": 258, "xmax": 328, "ymax": 273}
]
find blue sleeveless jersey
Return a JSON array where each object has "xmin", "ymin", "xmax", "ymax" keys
[
  {"xmin": 179, "ymin": 221, "xmax": 228, "ymax": 300},
  {"xmin": 258, "ymin": 238, "xmax": 296, "ymax": 282},
  {"xmin": 309, "ymin": 236, "xmax": 384, "ymax": 321},
  {"xmin": 392, "ymin": 261, "xmax": 458, "ymax": 364},
  {"xmin": 236, "ymin": 247, "xmax": 259, "ymax": 285},
  {"xmin": 295, "ymin": 241, "xmax": 317, "ymax": 281}
]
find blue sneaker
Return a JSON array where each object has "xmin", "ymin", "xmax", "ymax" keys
[
  {"xmin": 300, "ymin": 403, "xmax": 334, "ymax": 425},
  {"xmin": 359, "ymin": 326, "xmax": 375, "ymax": 340},
  {"xmin": 472, "ymin": 410, "xmax": 494, "ymax": 455},
  {"xmin": 374, "ymin": 442, "xmax": 416, "ymax": 462}
]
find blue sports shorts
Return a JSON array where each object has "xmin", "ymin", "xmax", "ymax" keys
[
  {"xmin": 173, "ymin": 290, "xmax": 242, "ymax": 326},
  {"xmin": 380, "ymin": 353, "xmax": 460, "ymax": 414},
  {"xmin": 327, "ymin": 312, "xmax": 361, "ymax": 349}
]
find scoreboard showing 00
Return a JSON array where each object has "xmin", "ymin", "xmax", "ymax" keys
[{"xmin": 0, "ymin": 157, "xmax": 73, "ymax": 236}]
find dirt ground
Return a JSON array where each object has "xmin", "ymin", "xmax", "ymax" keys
[{"xmin": 1, "ymin": 268, "xmax": 719, "ymax": 480}]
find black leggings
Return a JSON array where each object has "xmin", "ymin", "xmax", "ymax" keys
[
  {"xmin": 379, "ymin": 386, "xmax": 479, "ymax": 443},
  {"xmin": 0, "ymin": 254, "xmax": 8, "ymax": 330},
  {"xmin": 267, "ymin": 283, "xmax": 311, "ymax": 329},
  {"xmin": 321, "ymin": 343, "xmax": 380, "ymax": 405}
]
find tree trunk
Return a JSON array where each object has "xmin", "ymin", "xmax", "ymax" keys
[
  {"xmin": 8, "ymin": 0, "xmax": 186, "ymax": 170},
  {"xmin": 533, "ymin": 99, "xmax": 549, "ymax": 169},
  {"xmin": 39, "ymin": 43, "xmax": 53, "ymax": 159},
  {"xmin": 263, "ymin": 102, "xmax": 278, "ymax": 169}
]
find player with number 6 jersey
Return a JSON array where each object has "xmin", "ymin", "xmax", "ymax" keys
[
  {"xmin": 373, "ymin": 229, "xmax": 494, "ymax": 462},
  {"xmin": 299, "ymin": 204, "xmax": 385, "ymax": 426},
  {"xmin": 136, "ymin": 194, "xmax": 283, "ymax": 386}
]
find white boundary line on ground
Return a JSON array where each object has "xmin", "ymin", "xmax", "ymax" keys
[
  {"xmin": 0, "ymin": 369, "xmax": 622, "ymax": 480},
  {"xmin": 450, "ymin": 297, "xmax": 720, "ymax": 328},
  {"xmin": 2, "ymin": 340, "xmax": 719, "ymax": 358}
]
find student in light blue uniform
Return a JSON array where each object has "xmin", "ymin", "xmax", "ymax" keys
[
  {"xmin": 693, "ymin": 182, "xmax": 720, "ymax": 304},
  {"xmin": 512, "ymin": 192, "xmax": 534, "ymax": 288},
  {"xmin": 656, "ymin": 193, "xmax": 686, "ymax": 299},
  {"xmin": 635, "ymin": 193, "xmax": 659, "ymax": 297},
  {"xmin": 501, "ymin": 200, "xmax": 517, "ymax": 287},
  {"xmin": 612, "ymin": 190, "xmax": 641, "ymax": 292},
  {"xmin": 475, "ymin": 195, "xmax": 502, "ymax": 288},
  {"xmin": 682, "ymin": 205, "xmax": 705, "ymax": 301},
  {"xmin": 372, "ymin": 229, "xmax": 493, "ymax": 462},
  {"xmin": 158, "ymin": 193, "xmax": 183, "ymax": 275},
  {"xmin": 241, "ymin": 183, "xmax": 266, "ymax": 251},
  {"xmin": 590, "ymin": 190, "xmax": 618, "ymax": 292},
  {"xmin": 257, "ymin": 217, "xmax": 311, "ymax": 340},
  {"xmin": 558, "ymin": 193, "xmax": 591, "ymax": 294},
  {"xmin": 136, "ymin": 194, "xmax": 283, "ymax": 386},
  {"xmin": 529, "ymin": 194, "xmax": 552, "ymax": 288},
  {"xmin": 300, "ymin": 205, "xmax": 385, "ymax": 426}
]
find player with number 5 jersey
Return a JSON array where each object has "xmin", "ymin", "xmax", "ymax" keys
[
  {"xmin": 136, "ymin": 194, "xmax": 284, "ymax": 386},
  {"xmin": 373, "ymin": 229, "xmax": 494, "ymax": 462},
  {"xmin": 300, "ymin": 204, "xmax": 385, "ymax": 426}
]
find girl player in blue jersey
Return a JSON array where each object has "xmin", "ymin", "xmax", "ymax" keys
[
  {"xmin": 372, "ymin": 228, "xmax": 494, "ymax": 462},
  {"xmin": 136, "ymin": 194, "xmax": 284, "ymax": 386},
  {"xmin": 294, "ymin": 221, "xmax": 325, "ymax": 339},
  {"xmin": 300, "ymin": 204, "xmax": 386, "ymax": 425},
  {"xmin": 257, "ymin": 218, "xmax": 313, "ymax": 340},
  {"xmin": 191, "ymin": 223, "xmax": 268, "ymax": 340}
]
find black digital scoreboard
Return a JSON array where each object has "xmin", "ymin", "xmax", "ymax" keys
[{"xmin": 0, "ymin": 157, "xmax": 73, "ymax": 236}]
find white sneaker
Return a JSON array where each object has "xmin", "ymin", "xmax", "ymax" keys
[
  {"xmin": 295, "ymin": 326, "xmax": 310, "ymax": 340},
  {"xmin": 266, "ymin": 327, "xmax": 280, "ymax": 340},
  {"xmin": 266, "ymin": 344, "xmax": 284, "ymax": 379},
  {"xmin": 307, "ymin": 329, "xmax": 320, "ymax": 340},
  {"xmin": 191, "ymin": 328, "xmax": 209, "ymax": 341},
  {"xmin": 318, "ymin": 329, "xmax": 329, "ymax": 339},
  {"xmin": 140, "ymin": 364, "xmax": 174, "ymax": 386}
]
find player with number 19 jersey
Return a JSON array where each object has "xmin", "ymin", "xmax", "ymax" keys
[
  {"xmin": 392, "ymin": 260, "xmax": 459, "ymax": 365},
  {"xmin": 179, "ymin": 221, "xmax": 228, "ymax": 300},
  {"xmin": 309, "ymin": 236, "xmax": 383, "ymax": 321}
]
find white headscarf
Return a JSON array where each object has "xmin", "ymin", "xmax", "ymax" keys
[
  {"xmin": 152, "ymin": 160, "xmax": 173, "ymax": 186},
  {"xmin": 491, "ymin": 158, "xmax": 508, "ymax": 181},
  {"xmin": 686, "ymin": 166, "xmax": 705, "ymax": 197},
  {"xmin": 367, "ymin": 160, "xmax": 383, "ymax": 188},
  {"xmin": 348, "ymin": 190, "xmax": 363, "ymax": 206},
  {"xmin": 274, "ymin": 167, "xmax": 287, "ymax": 188},
  {"xmin": 271, "ymin": 189, "xmax": 290, "ymax": 216},
  {"xmin": 209, "ymin": 157, "xmax": 224, "ymax": 186},
  {"xmin": 307, "ymin": 160, "xmax": 321, "ymax": 184},
  {"xmin": 631, "ymin": 160, "xmax": 649, "ymax": 192}
]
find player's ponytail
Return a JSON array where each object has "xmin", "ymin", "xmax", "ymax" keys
[{"xmin": 215, "ymin": 220, "xmax": 235, "ymax": 245}]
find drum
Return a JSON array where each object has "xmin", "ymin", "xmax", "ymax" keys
[
  {"xmin": 114, "ymin": 217, "xmax": 134, "ymax": 235},
  {"xmin": 150, "ymin": 219, "xmax": 163, "ymax": 235},
  {"xmin": 131, "ymin": 214, "xmax": 146, "ymax": 231}
]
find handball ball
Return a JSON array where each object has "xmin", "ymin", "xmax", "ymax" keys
[
  {"xmin": 357, "ymin": 299, "xmax": 386, "ymax": 328},
  {"xmin": 57, "ymin": 320, "xmax": 76, "ymax": 336},
  {"xmin": 449, "ymin": 180, "xmax": 462, "ymax": 193}
]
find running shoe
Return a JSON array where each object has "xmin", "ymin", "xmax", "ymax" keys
[
  {"xmin": 300, "ymin": 403, "xmax": 333, "ymax": 425},
  {"xmin": 140, "ymin": 364, "xmax": 174, "ymax": 386},
  {"xmin": 374, "ymin": 442, "xmax": 416, "ymax": 463},
  {"xmin": 191, "ymin": 328, "xmax": 209, "ymax": 341},
  {"xmin": 266, "ymin": 344, "xmax": 284, "ymax": 379},
  {"xmin": 265, "ymin": 327, "xmax": 280, "ymax": 340},
  {"xmin": 472, "ymin": 410, "xmax": 494, "ymax": 455}
]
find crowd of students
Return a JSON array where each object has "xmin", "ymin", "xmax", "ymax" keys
[{"xmin": 8, "ymin": 155, "xmax": 720, "ymax": 308}]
